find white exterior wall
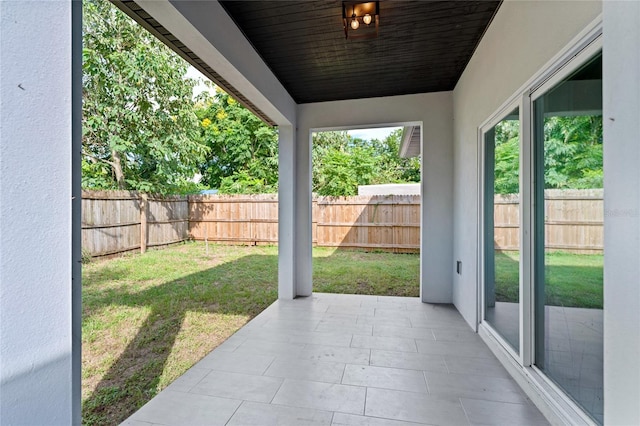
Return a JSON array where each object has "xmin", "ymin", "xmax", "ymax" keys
[
  {"xmin": 603, "ymin": 1, "xmax": 640, "ymax": 424},
  {"xmin": 452, "ymin": 0, "xmax": 602, "ymax": 328},
  {"xmin": 297, "ymin": 92, "xmax": 454, "ymax": 302},
  {"xmin": 0, "ymin": 1, "xmax": 75, "ymax": 423},
  {"xmin": 358, "ymin": 184, "xmax": 421, "ymax": 196}
]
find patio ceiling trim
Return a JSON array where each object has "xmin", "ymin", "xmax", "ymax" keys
[{"xmin": 112, "ymin": 0, "xmax": 296, "ymax": 126}]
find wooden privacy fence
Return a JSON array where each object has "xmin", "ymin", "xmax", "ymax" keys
[
  {"xmin": 314, "ymin": 196, "xmax": 420, "ymax": 253},
  {"xmin": 189, "ymin": 194, "xmax": 279, "ymax": 246},
  {"xmin": 494, "ymin": 189, "xmax": 603, "ymax": 254},
  {"xmin": 188, "ymin": 194, "xmax": 421, "ymax": 253},
  {"xmin": 82, "ymin": 189, "xmax": 604, "ymax": 257},
  {"xmin": 82, "ymin": 190, "xmax": 189, "ymax": 257}
]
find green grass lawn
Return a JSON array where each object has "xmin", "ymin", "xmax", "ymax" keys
[
  {"xmin": 313, "ymin": 248, "xmax": 420, "ymax": 297},
  {"xmin": 81, "ymin": 243, "xmax": 419, "ymax": 425},
  {"xmin": 495, "ymin": 251, "xmax": 603, "ymax": 308}
]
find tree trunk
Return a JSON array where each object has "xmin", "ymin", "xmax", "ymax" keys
[{"xmin": 111, "ymin": 149, "xmax": 127, "ymax": 189}]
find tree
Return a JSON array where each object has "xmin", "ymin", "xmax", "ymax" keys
[
  {"xmin": 194, "ymin": 89, "xmax": 278, "ymax": 193},
  {"xmin": 312, "ymin": 130, "xmax": 420, "ymax": 196},
  {"xmin": 82, "ymin": 0, "xmax": 208, "ymax": 194},
  {"xmin": 369, "ymin": 129, "xmax": 421, "ymax": 184}
]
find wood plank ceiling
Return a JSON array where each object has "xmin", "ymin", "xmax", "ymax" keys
[
  {"xmin": 114, "ymin": 0, "xmax": 501, "ymax": 122},
  {"xmin": 220, "ymin": 1, "xmax": 501, "ymax": 104}
]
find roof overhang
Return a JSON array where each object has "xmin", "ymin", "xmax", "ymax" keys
[{"xmin": 400, "ymin": 125, "xmax": 420, "ymax": 158}]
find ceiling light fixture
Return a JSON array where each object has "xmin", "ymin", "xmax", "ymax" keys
[
  {"xmin": 342, "ymin": 1, "xmax": 379, "ymax": 40},
  {"xmin": 350, "ymin": 13, "xmax": 360, "ymax": 30}
]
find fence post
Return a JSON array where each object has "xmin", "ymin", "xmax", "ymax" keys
[{"xmin": 140, "ymin": 193, "xmax": 148, "ymax": 253}]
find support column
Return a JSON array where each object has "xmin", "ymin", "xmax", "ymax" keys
[
  {"xmin": 294, "ymin": 127, "xmax": 313, "ymax": 296},
  {"xmin": 278, "ymin": 125, "xmax": 296, "ymax": 299},
  {"xmin": 0, "ymin": 1, "xmax": 77, "ymax": 423},
  {"xmin": 420, "ymin": 110, "xmax": 454, "ymax": 303},
  {"xmin": 603, "ymin": 2, "xmax": 640, "ymax": 424}
]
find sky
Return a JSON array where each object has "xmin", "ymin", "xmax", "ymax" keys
[
  {"xmin": 347, "ymin": 127, "xmax": 401, "ymax": 141},
  {"xmin": 186, "ymin": 66, "xmax": 215, "ymax": 98}
]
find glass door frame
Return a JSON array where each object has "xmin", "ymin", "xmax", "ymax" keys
[
  {"xmin": 528, "ymin": 36, "xmax": 603, "ymax": 399},
  {"xmin": 478, "ymin": 98, "xmax": 529, "ymax": 366}
]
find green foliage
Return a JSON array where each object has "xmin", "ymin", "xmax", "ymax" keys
[
  {"xmin": 493, "ymin": 115, "xmax": 603, "ymax": 195},
  {"xmin": 82, "ymin": 0, "xmax": 208, "ymax": 194},
  {"xmin": 312, "ymin": 129, "xmax": 420, "ymax": 196},
  {"xmin": 81, "ymin": 0, "xmax": 419, "ymax": 200},
  {"xmin": 313, "ymin": 133, "xmax": 377, "ymax": 196},
  {"xmin": 369, "ymin": 129, "xmax": 421, "ymax": 184},
  {"xmin": 195, "ymin": 90, "xmax": 278, "ymax": 193},
  {"xmin": 81, "ymin": 248, "xmax": 93, "ymax": 265}
]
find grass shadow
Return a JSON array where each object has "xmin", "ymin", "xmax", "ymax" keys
[
  {"xmin": 82, "ymin": 248, "xmax": 278, "ymax": 425},
  {"xmin": 83, "ymin": 243, "xmax": 422, "ymax": 425}
]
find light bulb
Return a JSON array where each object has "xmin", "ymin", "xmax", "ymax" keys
[
  {"xmin": 363, "ymin": 13, "xmax": 372, "ymax": 25},
  {"xmin": 350, "ymin": 17, "xmax": 359, "ymax": 30}
]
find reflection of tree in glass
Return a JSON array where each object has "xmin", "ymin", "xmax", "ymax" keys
[
  {"xmin": 494, "ymin": 119, "xmax": 520, "ymax": 195},
  {"xmin": 543, "ymin": 115, "xmax": 603, "ymax": 189},
  {"xmin": 493, "ymin": 116, "xmax": 603, "ymax": 195}
]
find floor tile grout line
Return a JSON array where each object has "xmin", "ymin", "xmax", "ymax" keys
[
  {"xmin": 458, "ymin": 397, "xmax": 472, "ymax": 426},
  {"xmin": 444, "ymin": 356, "xmax": 451, "ymax": 374},
  {"xmin": 363, "ymin": 386, "xmax": 368, "ymax": 416},
  {"xmin": 340, "ymin": 362, "xmax": 348, "ymax": 384},
  {"xmin": 260, "ymin": 354, "xmax": 278, "ymax": 376},
  {"xmin": 183, "ymin": 368, "xmax": 214, "ymax": 394},
  {"xmin": 268, "ymin": 377, "xmax": 287, "ymax": 404},
  {"xmin": 223, "ymin": 399, "xmax": 246, "ymax": 426},
  {"xmin": 350, "ymin": 412, "xmax": 432, "ymax": 425},
  {"xmin": 423, "ymin": 370, "xmax": 431, "ymax": 395}
]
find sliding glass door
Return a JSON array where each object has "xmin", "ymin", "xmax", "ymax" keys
[
  {"xmin": 533, "ymin": 52, "xmax": 603, "ymax": 424},
  {"xmin": 481, "ymin": 47, "xmax": 603, "ymax": 424}
]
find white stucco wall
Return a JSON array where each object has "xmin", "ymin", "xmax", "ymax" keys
[
  {"xmin": 452, "ymin": 0, "xmax": 602, "ymax": 328},
  {"xmin": 297, "ymin": 92, "xmax": 454, "ymax": 302},
  {"xmin": 603, "ymin": 1, "xmax": 640, "ymax": 423},
  {"xmin": 0, "ymin": 1, "xmax": 75, "ymax": 423}
]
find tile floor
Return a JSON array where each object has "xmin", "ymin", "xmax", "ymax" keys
[{"xmin": 123, "ymin": 293, "xmax": 549, "ymax": 426}]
